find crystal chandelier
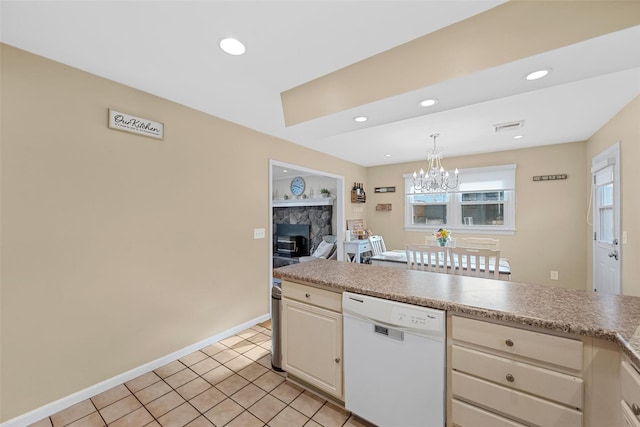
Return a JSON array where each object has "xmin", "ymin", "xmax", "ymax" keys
[{"xmin": 412, "ymin": 133, "xmax": 460, "ymax": 193}]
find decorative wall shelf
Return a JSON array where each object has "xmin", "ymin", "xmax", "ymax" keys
[{"xmin": 273, "ymin": 196, "xmax": 335, "ymax": 208}]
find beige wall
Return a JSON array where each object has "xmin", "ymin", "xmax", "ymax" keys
[
  {"xmin": 0, "ymin": 44, "xmax": 366, "ymax": 421},
  {"xmin": 366, "ymin": 142, "xmax": 588, "ymax": 290},
  {"xmin": 586, "ymin": 96, "xmax": 640, "ymax": 296}
]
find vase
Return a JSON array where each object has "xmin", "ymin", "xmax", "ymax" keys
[{"xmin": 438, "ymin": 240, "xmax": 446, "ymax": 247}]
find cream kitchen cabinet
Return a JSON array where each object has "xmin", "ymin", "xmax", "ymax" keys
[
  {"xmin": 281, "ymin": 280, "xmax": 343, "ymax": 400},
  {"xmin": 448, "ymin": 314, "xmax": 621, "ymax": 427},
  {"xmin": 621, "ymin": 358, "xmax": 640, "ymax": 426}
]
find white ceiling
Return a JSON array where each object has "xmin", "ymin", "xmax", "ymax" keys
[{"xmin": 2, "ymin": 1, "xmax": 639, "ymax": 175}]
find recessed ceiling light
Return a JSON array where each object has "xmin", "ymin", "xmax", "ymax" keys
[
  {"xmin": 282, "ymin": 169, "xmax": 288, "ymax": 173},
  {"xmin": 385, "ymin": 154, "xmax": 392, "ymax": 158},
  {"xmin": 419, "ymin": 98, "xmax": 438, "ymax": 107},
  {"xmin": 219, "ymin": 38, "xmax": 246, "ymax": 55},
  {"xmin": 525, "ymin": 69, "xmax": 550, "ymax": 81},
  {"xmin": 354, "ymin": 116, "xmax": 368, "ymax": 122},
  {"xmin": 514, "ymin": 135, "xmax": 524, "ymax": 139}
]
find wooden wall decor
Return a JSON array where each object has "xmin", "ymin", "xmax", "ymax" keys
[
  {"xmin": 532, "ymin": 174, "xmax": 568, "ymax": 181},
  {"xmin": 374, "ymin": 186, "xmax": 396, "ymax": 193}
]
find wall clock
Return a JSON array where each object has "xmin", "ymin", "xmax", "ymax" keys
[{"xmin": 290, "ymin": 176, "xmax": 306, "ymax": 196}]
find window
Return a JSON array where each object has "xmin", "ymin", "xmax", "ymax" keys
[
  {"xmin": 596, "ymin": 177, "xmax": 615, "ymax": 243},
  {"xmin": 404, "ymin": 164, "xmax": 516, "ymax": 234}
]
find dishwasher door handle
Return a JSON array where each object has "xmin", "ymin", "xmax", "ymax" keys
[{"xmin": 374, "ymin": 324, "xmax": 404, "ymax": 341}]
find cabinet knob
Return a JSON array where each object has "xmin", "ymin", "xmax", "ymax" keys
[
  {"xmin": 632, "ymin": 403, "xmax": 640, "ymax": 416},
  {"xmin": 305, "ymin": 293, "xmax": 311, "ymax": 298},
  {"xmin": 335, "ymin": 357, "xmax": 341, "ymax": 363},
  {"xmin": 505, "ymin": 339, "xmax": 514, "ymax": 347},
  {"xmin": 506, "ymin": 374, "xmax": 515, "ymax": 383}
]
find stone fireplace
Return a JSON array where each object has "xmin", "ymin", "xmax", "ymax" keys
[{"xmin": 273, "ymin": 204, "xmax": 332, "ymax": 267}]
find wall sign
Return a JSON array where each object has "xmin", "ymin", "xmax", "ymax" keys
[
  {"xmin": 108, "ymin": 109, "xmax": 164, "ymax": 140},
  {"xmin": 532, "ymin": 174, "xmax": 568, "ymax": 182},
  {"xmin": 374, "ymin": 186, "xmax": 396, "ymax": 193}
]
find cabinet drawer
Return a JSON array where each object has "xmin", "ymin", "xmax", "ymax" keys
[
  {"xmin": 622, "ymin": 361, "xmax": 640, "ymax": 418},
  {"xmin": 452, "ymin": 316, "xmax": 583, "ymax": 370},
  {"xmin": 452, "ymin": 345, "xmax": 583, "ymax": 409},
  {"xmin": 282, "ymin": 280, "xmax": 341, "ymax": 312},
  {"xmin": 622, "ymin": 400, "xmax": 640, "ymax": 427},
  {"xmin": 452, "ymin": 371, "xmax": 583, "ymax": 427},
  {"xmin": 452, "ymin": 399, "xmax": 527, "ymax": 427},
  {"xmin": 345, "ymin": 241, "xmax": 371, "ymax": 252}
]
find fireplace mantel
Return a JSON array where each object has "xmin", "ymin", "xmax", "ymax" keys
[{"xmin": 272, "ymin": 196, "xmax": 335, "ymax": 208}]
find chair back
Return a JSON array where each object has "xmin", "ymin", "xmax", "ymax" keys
[
  {"xmin": 448, "ymin": 247, "xmax": 501, "ymax": 279},
  {"xmin": 368, "ymin": 235, "xmax": 386, "ymax": 256},
  {"xmin": 456, "ymin": 237, "xmax": 499, "ymax": 250},
  {"xmin": 405, "ymin": 244, "xmax": 448, "ymax": 273},
  {"xmin": 425, "ymin": 235, "xmax": 456, "ymax": 247}
]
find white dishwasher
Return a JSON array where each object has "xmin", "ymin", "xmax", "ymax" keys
[{"xmin": 343, "ymin": 292, "xmax": 445, "ymax": 427}]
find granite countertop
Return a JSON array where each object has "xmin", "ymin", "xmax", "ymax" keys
[{"xmin": 274, "ymin": 259, "xmax": 640, "ymax": 367}]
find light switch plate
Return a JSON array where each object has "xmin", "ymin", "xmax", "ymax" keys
[{"xmin": 254, "ymin": 228, "xmax": 266, "ymax": 239}]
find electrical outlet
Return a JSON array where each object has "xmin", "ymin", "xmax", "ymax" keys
[
  {"xmin": 550, "ymin": 271, "xmax": 559, "ymax": 280},
  {"xmin": 253, "ymin": 228, "xmax": 265, "ymax": 239}
]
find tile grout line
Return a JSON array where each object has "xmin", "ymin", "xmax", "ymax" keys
[{"xmin": 122, "ymin": 378, "xmax": 161, "ymax": 427}]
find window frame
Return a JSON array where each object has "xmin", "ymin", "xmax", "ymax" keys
[{"xmin": 404, "ymin": 164, "xmax": 516, "ymax": 235}]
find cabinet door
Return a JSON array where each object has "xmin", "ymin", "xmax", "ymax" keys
[{"xmin": 282, "ymin": 298, "xmax": 343, "ymax": 398}]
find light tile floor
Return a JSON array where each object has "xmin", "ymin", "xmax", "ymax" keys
[{"xmin": 29, "ymin": 321, "xmax": 374, "ymax": 427}]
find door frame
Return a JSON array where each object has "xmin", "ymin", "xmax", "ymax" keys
[
  {"xmin": 269, "ymin": 159, "xmax": 345, "ymax": 276},
  {"xmin": 591, "ymin": 142, "xmax": 621, "ymax": 293}
]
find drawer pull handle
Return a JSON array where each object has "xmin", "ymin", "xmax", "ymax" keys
[
  {"xmin": 506, "ymin": 374, "xmax": 515, "ymax": 383},
  {"xmin": 505, "ymin": 339, "xmax": 514, "ymax": 347},
  {"xmin": 335, "ymin": 357, "xmax": 341, "ymax": 363},
  {"xmin": 632, "ymin": 403, "xmax": 640, "ymax": 416},
  {"xmin": 305, "ymin": 293, "xmax": 311, "ymax": 298}
]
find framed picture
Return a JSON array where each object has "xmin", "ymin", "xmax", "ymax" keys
[{"xmin": 347, "ymin": 219, "xmax": 364, "ymax": 231}]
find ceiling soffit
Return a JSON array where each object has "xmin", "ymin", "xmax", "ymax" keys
[{"xmin": 281, "ymin": 1, "xmax": 640, "ymax": 127}]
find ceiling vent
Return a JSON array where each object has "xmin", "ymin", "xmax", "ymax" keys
[{"xmin": 494, "ymin": 120, "xmax": 524, "ymax": 133}]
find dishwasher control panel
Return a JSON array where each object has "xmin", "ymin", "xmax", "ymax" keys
[
  {"xmin": 343, "ymin": 292, "xmax": 445, "ymax": 335},
  {"xmin": 391, "ymin": 306, "xmax": 442, "ymax": 332}
]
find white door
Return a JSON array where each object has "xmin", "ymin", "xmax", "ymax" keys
[{"xmin": 592, "ymin": 144, "xmax": 621, "ymax": 294}]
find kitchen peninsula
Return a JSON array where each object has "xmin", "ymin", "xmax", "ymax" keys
[{"xmin": 274, "ymin": 259, "xmax": 640, "ymax": 427}]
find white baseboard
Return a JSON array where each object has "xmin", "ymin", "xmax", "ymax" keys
[{"xmin": 1, "ymin": 313, "xmax": 270, "ymax": 427}]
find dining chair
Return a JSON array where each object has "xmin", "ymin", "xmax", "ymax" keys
[
  {"xmin": 405, "ymin": 244, "xmax": 448, "ymax": 273},
  {"xmin": 368, "ymin": 235, "xmax": 387, "ymax": 256},
  {"xmin": 456, "ymin": 237, "xmax": 500, "ymax": 250},
  {"xmin": 448, "ymin": 247, "xmax": 501, "ymax": 279}
]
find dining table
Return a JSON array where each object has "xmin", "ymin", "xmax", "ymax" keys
[{"xmin": 370, "ymin": 249, "xmax": 511, "ymax": 280}]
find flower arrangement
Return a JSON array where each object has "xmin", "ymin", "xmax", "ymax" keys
[{"xmin": 435, "ymin": 228, "xmax": 451, "ymax": 246}]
